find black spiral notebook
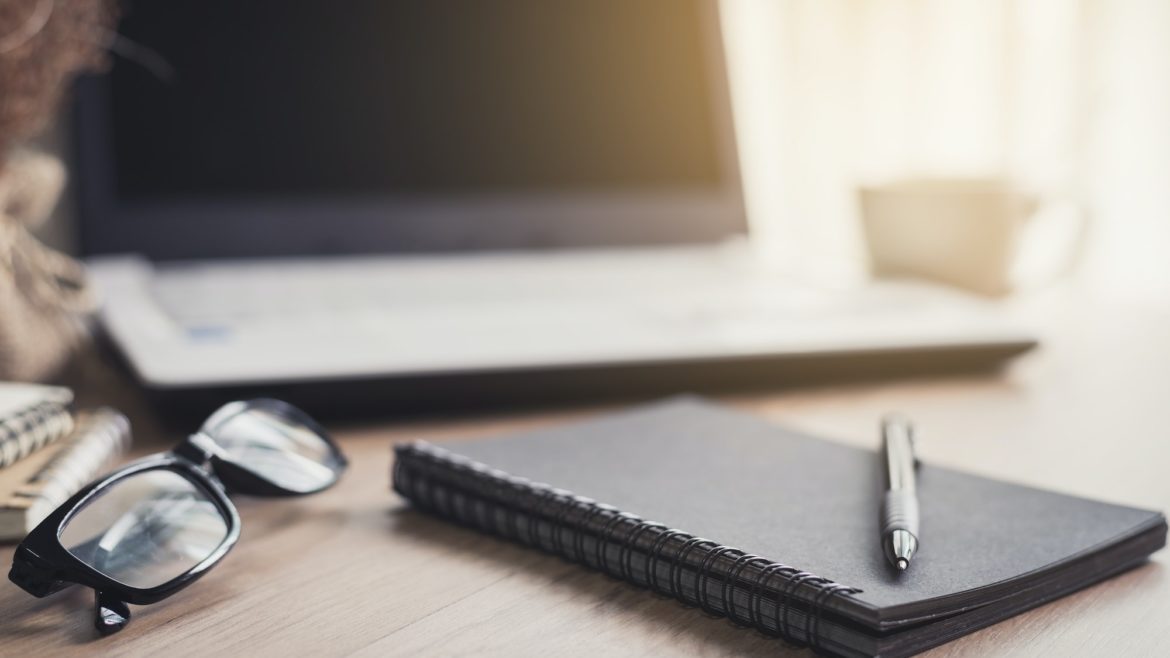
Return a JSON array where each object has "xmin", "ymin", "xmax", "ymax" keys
[{"xmin": 392, "ymin": 398, "xmax": 1167, "ymax": 658}]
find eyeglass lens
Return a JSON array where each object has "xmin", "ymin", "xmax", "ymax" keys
[
  {"xmin": 207, "ymin": 406, "xmax": 342, "ymax": 493},
  {"xmin": 59, "ymin": 470, "xmax": 229, "ymax": 589}
]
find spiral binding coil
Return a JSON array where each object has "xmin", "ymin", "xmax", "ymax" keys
[
  {"xmin": 0, "ymin": 400, "xmax": 73, "ymax": 468},
  {"xmin": 393, "ymin": 441, "xmax": 862, "ymax": 651}
]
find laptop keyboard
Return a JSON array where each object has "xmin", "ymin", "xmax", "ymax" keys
[
  {"xmin": 88, "ymin": 251, "xmax": 1028, "ymax": 383},
  {"xmin": 150, "ymin": 258, "xmax": 944, "ymax": 350},
  {"xmin": 149, "ymin": 254, "xmax": 903, "ymax": 335}
]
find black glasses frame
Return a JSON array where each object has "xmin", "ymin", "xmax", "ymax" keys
[{"xmin": 8, "ymin": 398, "xmax": 346, "ymax": 635}]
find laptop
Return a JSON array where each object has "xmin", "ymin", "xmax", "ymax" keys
[{"xmin": 76, "ymin": 0, "xmax": 1034, "ymax": 409}]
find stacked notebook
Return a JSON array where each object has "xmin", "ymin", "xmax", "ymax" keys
[
  {"xmin": 392, "ymin": 398, "xmax": 1166, "ymax": 658},
  {"xmin": 0, "ymin": 383, "xmax": 132, "ymax": 541}
]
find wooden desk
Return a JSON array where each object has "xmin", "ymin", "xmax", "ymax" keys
[{"xmin": 2, "ymin": 291, "xmax": 1168, "ymax": 657}]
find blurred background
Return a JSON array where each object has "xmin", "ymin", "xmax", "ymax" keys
[
  {"xmin": 722, "ymin": 0, "xmax": 1170, "ymax": 300},
  {"xmin": 2, "ymin": 0, "xmax": 1168, "ymax": 406}
]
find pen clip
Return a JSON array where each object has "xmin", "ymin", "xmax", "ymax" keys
[{"xmin": 882, "ymin": 413, "xmax": 921, "ymax": 468}]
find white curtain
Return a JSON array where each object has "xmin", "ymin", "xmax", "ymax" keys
[{"xmin": 721, "ymin": 0, "xmax": 1170, "ymax": 300}]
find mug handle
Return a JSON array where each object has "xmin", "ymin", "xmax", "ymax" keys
[{"xmin": 1011, "ymin": 196, "xmax": 1088, "ymax": 291}]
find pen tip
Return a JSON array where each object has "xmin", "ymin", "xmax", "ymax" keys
[{"xmin": 896, "ymin": 558, "xmax": 908, "ymax": 571}]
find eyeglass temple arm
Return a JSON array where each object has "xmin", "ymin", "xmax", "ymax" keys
[
  {"xmin": 10, "ymin": 546, "xmax": 132, "ymax": 635},
  {"xmin": 8, "ymin": 546, "xmax": 72, "ymax": 598},
  {"xmin": 173, "ymin": 432, "xmax": 224, "ymax": 464},
  {"xmin": 94, "ymin": 590, "xmax": 131, "ymax": 635}
]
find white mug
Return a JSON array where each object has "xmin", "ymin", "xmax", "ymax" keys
[{"xmin": 859, "ymin": 178, "xmax": 1073, "ymax": 297}]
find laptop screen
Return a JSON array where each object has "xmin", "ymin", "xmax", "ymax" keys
[{"xmin": 78, "ymin": 0, "xmax": 743, "ymax": 258}]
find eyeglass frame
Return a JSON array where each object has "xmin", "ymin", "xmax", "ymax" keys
[{"xmin": 8, "ymin": 398, "xmax": 346, "ymax": 633}]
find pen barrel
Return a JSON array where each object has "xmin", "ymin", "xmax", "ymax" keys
[{"xmin": 881, "ymin": 489, "xmax": 920, "ymax": 538}]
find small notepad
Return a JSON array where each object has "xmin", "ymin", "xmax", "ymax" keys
[
  {"xmin": 393, "ymin": 397, "xmax": 1166, "ymax": 658},
  {"xmin": 0, "ymin": 383, "xmax": 73, "ymax": 469}
]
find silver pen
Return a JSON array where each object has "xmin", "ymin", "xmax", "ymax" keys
[{"xmin": 880, "ymin": 415, "xmax": 920, "ymax": 571}]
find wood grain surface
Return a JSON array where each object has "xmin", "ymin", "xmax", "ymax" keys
[{"xmin": 1, "ymin": 290, "xmax": 1168, "ymax": 657}]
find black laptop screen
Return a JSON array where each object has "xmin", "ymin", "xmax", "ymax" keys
[{"xmin": 107, "ymin": 0, "xmax": 722, "ymax": 200}]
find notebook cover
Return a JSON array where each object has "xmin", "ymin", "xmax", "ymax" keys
[{"xmin": 414, "ymin": 397, "xmax": 1165, "ymax": 630}]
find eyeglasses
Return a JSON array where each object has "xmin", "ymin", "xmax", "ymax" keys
[{"xmin": 7, "ymin": 398, "xmax": 347, "ymax": 635}]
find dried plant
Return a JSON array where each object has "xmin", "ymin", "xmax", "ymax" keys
[
  {"xmin": 0, "ymin": 0, "xmax": 118, "ymax": 160},
  {"xmin": 1, "ymin": 0, "xmax": 117, "ymax": 381}
]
